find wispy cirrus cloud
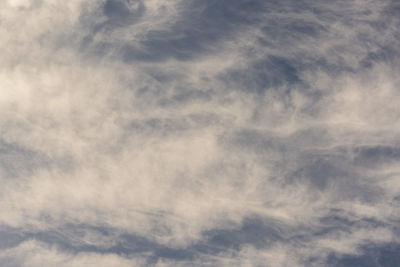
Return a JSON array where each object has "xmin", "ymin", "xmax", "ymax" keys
[{"xmin": 0, "ymin": 0, "xmax": 399, "ymax": 266}]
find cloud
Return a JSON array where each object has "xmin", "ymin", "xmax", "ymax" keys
[
  {"xmin": 0, "ymin": 240, "xmax": 145, "ymax": 267},
  {"xmin": 0, "ymin": 0, "xmax": 399, "ymax": 266}
]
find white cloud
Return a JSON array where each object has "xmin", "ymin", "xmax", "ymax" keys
[{"xmin": 0, "ymin": 240, "xmax": 144, "ymax": 267}]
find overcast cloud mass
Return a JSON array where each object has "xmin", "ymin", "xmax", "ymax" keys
[{"xmin": 0, "ymin": 0, "xmax": 400, "ymax": 266}]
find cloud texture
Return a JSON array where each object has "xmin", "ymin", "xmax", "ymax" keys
[{"xmin": 0, "ymin": 0, "xmax": 400, "ymax": 266}]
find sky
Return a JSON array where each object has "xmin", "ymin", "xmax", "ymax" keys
[{"xmin": 0, "ymin": 0, "xmax": 400, "ymax": 266}]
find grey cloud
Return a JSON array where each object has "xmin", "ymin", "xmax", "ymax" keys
[
  {"xmin": 0, "ymin": 218, "xmax": 286, "ymax": 264},
  {"xmin": 121, "ymin": 0, "xmax": 266, "ymax": 62},
  {"xmin": 221, "ymin": 56, "xmax": 302, "ymax": 94},
  {"xmin": 203, "ymin": 217, "xmax": 284, "ymax": 251},
  {"xmin": 94, "ymin": 0, "xmax": 146, "ymax": 30},
  {"xmin": 287, "ymin": 158, "xmax": 351, "ymax": 191},
  {"xmin": 158, "ymin": 89, "xmax": 214, "ymax": 107},
  {"xmin": 353, "ymin": 145, "xmax": 400, "ymax": 167},
  {"xmin": 228, "ymin": 128, "xmax": 384, "ymax": 201},
  {"xmin": 0, "ymin": 140, "xmax": 74, "ymax": 178},
  {"xmin": 0, "ymin": 141, "xmax": 46, "ymax": 178},
  {"xmin": 93, "ymin": 0, "xmax": 146, "ymax": 35},
  {"xmin": 103, "ymin": 0, "xmax": 145, "ymax": 25},
  {"xmin": 0, "ymin": 228, "xmax": 25, "ymax": 250},
  {"xmin": 326, "ymin": 243, "xmax": 400, "ymax": 267}
]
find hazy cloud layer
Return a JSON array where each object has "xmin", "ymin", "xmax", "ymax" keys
[{"xmin": 1, "ymin": 0, "xmax": 399, "ymax": 266}]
